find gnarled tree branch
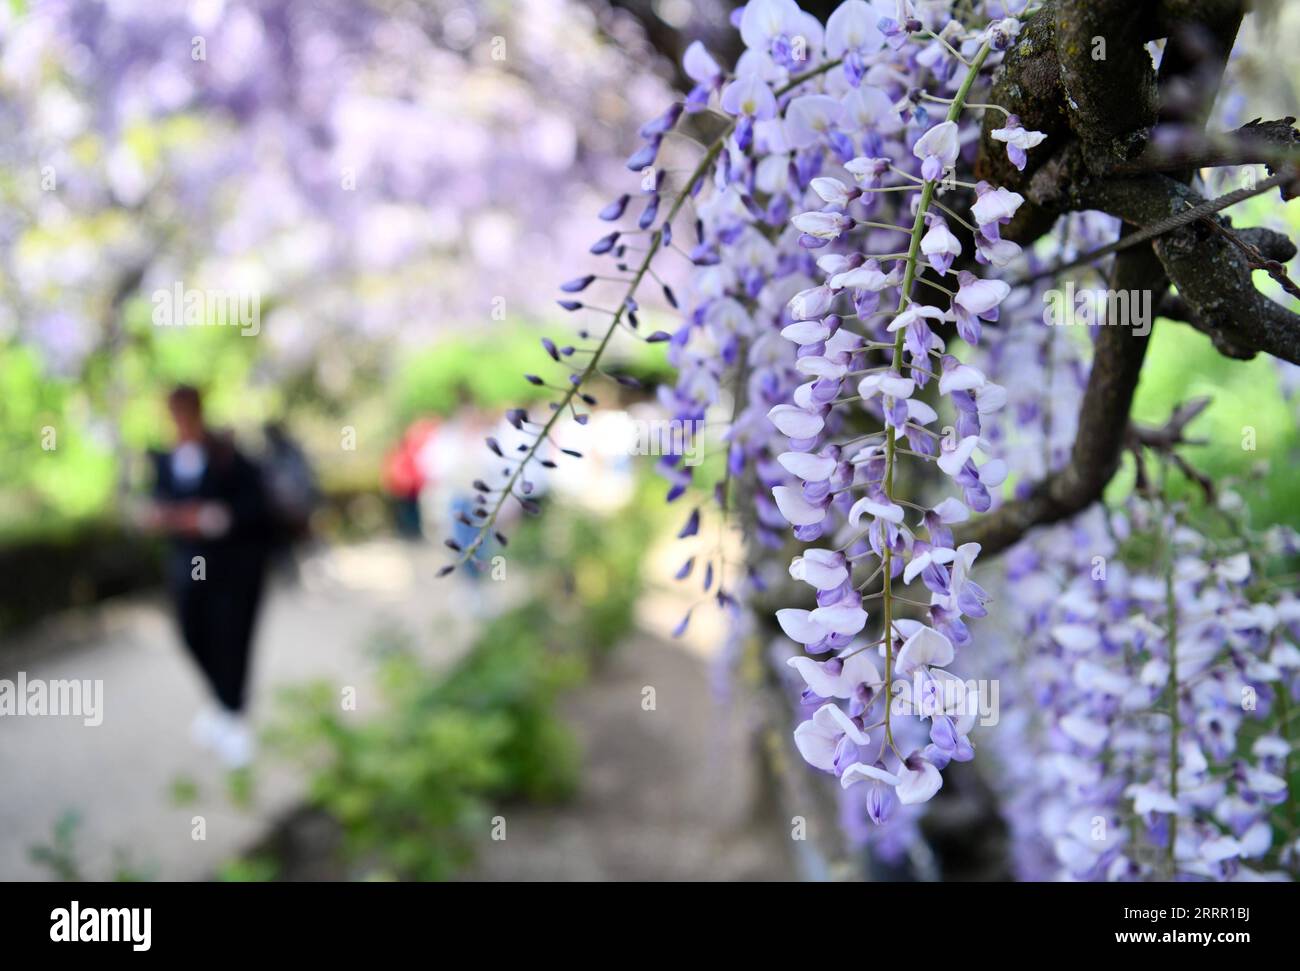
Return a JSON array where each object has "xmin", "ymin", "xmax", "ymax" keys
[
  {"xmin": 955, "ymin": 237, "xmax": 1159, "ymax": 555},
  {"xmin": 959, "ymin": 0, "xmax": 1287, "ymax": 556},
  {"xmin": 1107, "ymin": 117, "xmax": 1300, "ymax": 177},
  {"xmin": 1073, "ymin": 173, "xmax": 1300, "ymax": 363}
]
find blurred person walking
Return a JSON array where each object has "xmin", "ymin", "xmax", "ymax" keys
[
  {"xmin": 261, "ymin": 420, "xmax": 321, "ymax": 577},
  {"xmin": 418, "ymin": 405, "xmax": 496, "ymax": 578},
  {"xmin": 383, "ymin": 419, "xmax": 438, "ymax": 539},
  {"xmin": 142, "ymin": 385, "xmax": 270, "ymax": 768}
]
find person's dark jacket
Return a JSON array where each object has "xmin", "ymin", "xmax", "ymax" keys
[{"xmin": 149, "ymin": 432, "xmax": 270, "ymax": 589}]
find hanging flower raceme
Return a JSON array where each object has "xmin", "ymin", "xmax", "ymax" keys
[
  {"xmin": 442, "ymin": 0, "xmax": 1293, "ymax": 880},
  {"xmin": 965, "ymin": 225, "xmax": 1298, "ymax": 881},
  {"xmin": 985, "ymin": 499, "xmax": 1298, "ymax": 881},
  {"xmin": 760, "ymin": 8, "xmax": 1038, "ymax": 820}
]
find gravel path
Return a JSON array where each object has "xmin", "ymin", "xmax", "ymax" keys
[
  {"xmin": 465, "ymin": 631, "xmax": 798, "ymax": 881},
  {"xmin": 1, "ymin": 540, "xmax": 797, "ymax": 882},
  {"xmin": 0, "ymin": 540, "xmax": 475, "ymax": 881}
]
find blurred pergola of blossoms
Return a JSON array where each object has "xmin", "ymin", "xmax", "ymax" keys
[
  {"xmin": 0, "ymin": 0, "xmax": 673, "ymax": 405},
  {"xmin": 0, "ymin": 0, "xmax": 684, "ymax": 521}
]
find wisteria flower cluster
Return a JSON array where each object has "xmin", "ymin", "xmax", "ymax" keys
[
  {"xmin": 984, "ymin": 498, "xmax": 1299, "ymax": 880},
  {"xmin": 449, "ymin": 0, "xmax": 1296, "ymax": 879},
  {"xmin": 717, "ymin": 0, "xmax": 1037, "ymax": 819},
  {"xmin": 951, "ymin": 201, "xmax": 1298, "ymax": 880},
  {"xmin": 453, "ymin": 0, "xmax": 1041, "ymax": 815}
]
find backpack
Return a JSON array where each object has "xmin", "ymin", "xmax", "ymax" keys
[{"xmin": 262, "ymin": 436, "xmax": 320, "ymax": 543}]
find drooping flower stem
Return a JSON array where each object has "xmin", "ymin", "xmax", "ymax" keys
[
  {"xmin": 454, "ymin": 59, "xmax": 846, "ymax": 569},
  {"xmin": 1163, "ymin": 502, "xmax": 1180, "ymax": 873},
  {"xmin": 456, "ymin": 219, "xmax": 678, "ymax": 566},
  {"xmin": 1275, "ymin": 662, "xmax": 1297, "ymax": 865},
  {"xmin": 777, "ymin": 57, "xmax": 845, "ymax": 97},
  {"xmin": 880, "ymin": 40, "xmax": 992, "ymax": 753}
]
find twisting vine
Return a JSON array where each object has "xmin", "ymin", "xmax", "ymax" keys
[{"xmin": 439, "ymin": 57, "xmax": 844, "ymax": 576}]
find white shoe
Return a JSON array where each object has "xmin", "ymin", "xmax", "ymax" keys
[
  {"xmin": 215, "ymin": 717, "xmax": 255, "ymax": 769},
  {"xmin": 190, "ymin": 709, "xmax": 226, "ymax": 751}
]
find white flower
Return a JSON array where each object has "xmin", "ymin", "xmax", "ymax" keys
[
  {"xmin": 777, "ymin": 608, "xmax": 828, "ymax": 644},
  {"xmin": 990, "ymin": 123, "xmax": 1044, "ymax": 151},
  {"xmin": 920, "ymin": 218, "xmax": 961, "ymax": 273},
  {"xmin": 810, "ymin": 601, "xmax": 869, "ymax": 636},
  {"xmin": 768, "ymin": 404, "xmax": 824, "ymax": 439},
  {"xmin": 907, "ymin": 398, "xmax": 938, "ymax": 425},
  {"xmin": 816, "ymin": 253, "xmax": 853, "ymax": 276},
  {"xmin": 1051, "ymin": 623, "xmax": 1101, "ymax": 653},
  {"xmin": 976, "ymin": 235, "xmax": 1023, "ymax": 266},
  {"xmin": 810, "ymin": 176, "xmax": 852, "ymax": 207},
  {"xmin": 937, "ymin": 434, "xmax": 980, "ymax": 476},
  {"xmin": 904, "ymin": 545, "xmax": 955, "ymax": 584},
  {"xmin": 772, "ymin": 486, "xmax": 826, "ymax": 527},
  {"xmin": 937, "ymin": 360, "xmax": 986, "ymax": 394},
  {"xmin": 971, "ymin": 186, "xmax": 1024, "ymax": 227},
  {"xmin": 932, "ymin": 497, "xmax": 970, "ymax": 523},
  {"xmin": 857, "ymin": 371, "xmax": 914, "ymax": 400},
  {"xmin": 786, "ymin": 95, "xmax": 847, "ymax": 148},
  {"xmin": 1072, "ymin": 660, "xmax": 1130, "ymax": 696},
  {"xmin": 896, "ymin": 624, "xmax": 954, "ymax": 674},
  {"xmin": 1238, "ymin": 820, "xmax": 1273, "ymax": 858},
  {"xmin": 954, "ymin": 275, "xmax": 1011, "ymax": 316},
  {"xmin": 1126, "ymin": 782, "xmax": 1182, "ymax": 815},
  {"xmin": 840, "ymin": 761, "xmax": 901, "ymax": 789},
  {"xmin": 720, "ymin": 74, "xmax": 778, "ymax": 119},
  {"xmin": 793, "ymin": 703, "xmax": 869, "ymax": 771},
  {"xmin": 683, "ymin": 41, "xmax": 722, "ymax": 83},
  {"xmin": 848, "ymin": 494, "xmax": 905, "ymax": 527},
  {"xmin": 985, "ymin": 17, "xmax": 1023, "ymax": 49},
  {"xmin": 781, "ymin": 320, "xmax": 830, "ymax": 344},
  {"xmin": 1200, "ymin": 835, "xmax": 1243, "ymax": 864},
  {"xmin": 912, "ymin": 120, "xmax": 960, "ymax": 180},
  {"xmin": 1060, "ymin": 713, "xmax": 1109, "ymax": 749},
  {"xmin": 826, "ymin": 0, "xmax": 883, "ymax": 57},
  {"xmin": 778, "ymin": 451, "xmax": 836, "ymax": 482},
  {"xmin": 1244, "ymin": 767, "xmax": 1287, "ymax": 799},
  {"xmin": 787, "ymin": 284, "xmax": 835, "ymax": 319},
  {"xmin": 841, "ymin": 87, "xmax": 900, "ymax": 134},
  {"xmin": 974, "ymin": 382, "xmax": 1007, "ymax": 414},
  {"xmin": 788, "ymin": 548, "xmax": 849, "ymax": 589},
  {"xmin": 831, "ymin": 260, "xmax": 897, "ymax": 291},
  {"xmin": 792, "ymin": 381, "xmax": 819, "ymax": 410},
  {"xmin": 887, "ymin": 303, "xmax": 946, "ymax": 332},
  {"xmin": 844, "ymin": 155, "xmax": 890, "ymax": 187},
  {"xmin": 1251, "ymin": 735, "xmax": 1290, "ymax": 761},
  {"xmin": 1271, "ymin": 642, "xmax": 1300, "ymax": 670},
  {"xmin": 755, "ymin": 153, "xmax": 791, "ymax": 194},
  {"xmin": 978, "ymin": 458, "xmax": 1008, "ymax": 487},
  {"xmin": 1216, "ymin": 552, "xmax": 1251, "ymax": 583},
  {"xmin": 896, "ymin": 757, "xmax": 943, "ymax": 804},
  {"xmin": 739, "ymin": 0, "xmax": 803, "ymax": 52},
  {"xmin": 788, "ymin": 649, "xmax": 882, "ymax": 700},
  {"xmin": 797, "ymin": 355, "xmax": 849, "ymax": 379},
  {"xmin": 792, "ymin": 210, "xmax": 851, "ymax": 241}
]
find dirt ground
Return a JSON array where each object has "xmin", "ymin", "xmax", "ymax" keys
[{"xmin": 463, "ymin": 632, "xmax": 799, "ymax": 881}]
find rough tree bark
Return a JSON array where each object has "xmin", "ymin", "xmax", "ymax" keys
[{"xmin": 959, "ymin": 0, "xmax": 1299, "ymax": 555}]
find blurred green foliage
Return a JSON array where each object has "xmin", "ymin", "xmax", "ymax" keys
[
  {"xmin": 27, "ymin": 810, "xmax": 83, "ymax": 882},
  {"xmin": 0, "ymin": 346, "xmax": 116, "ymax": 533},
  {"xmin": 1114, "ymin": 311, "xmax": 1300, "ymax": 531},
  {"xmin": 216, "ymin": 857, "xmax": 279, "ymax": 883},
  {"xmin": 389, "ymin": 324, "xmax": 674, "ymax": 422},
  {"xmin": 264, "ymin": 483, "xmax": 661, "ymax": 880},
  {"xmin": 0, "ymin": 523, "xmax": 162, "ymax": 635},
  {"xmin": 0, "ymin": 317, "xmax": 674, "ymax": 542},
  {"xmin": 28, "ymin": 810, "xmax": 156, "ymax": 882}
]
